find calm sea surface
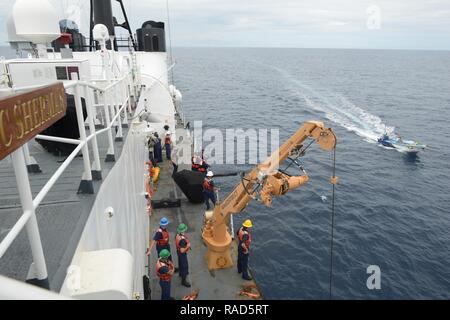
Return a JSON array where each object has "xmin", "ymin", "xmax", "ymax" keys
[
  {"xmin": 1, "ymin": 46, "xmax": 449, "ymax": 299},
  {"xmin": 173, "ymin": 48, "xmax": 450, "ymax": 299}
]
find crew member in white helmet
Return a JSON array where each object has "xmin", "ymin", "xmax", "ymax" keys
[
  {"xmin": 203, "ymin": 171, "xmax": 218, "ymax": 210},
  {"xmin": 164, "ymin": 130, "xmax": 172, "ymax": 161}
]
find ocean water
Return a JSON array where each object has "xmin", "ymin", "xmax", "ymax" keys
[
  {"xmin": 173, "ymin": 48, "xmax": 450, "ymax": 299},
  {"xmin": 1, "ymin": 46, "xmax": 449, "ymax": 299}
]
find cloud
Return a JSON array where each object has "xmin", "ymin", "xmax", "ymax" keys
[{"xmin": 0, "ymin": 0, "xmax": 449, "ymax": 49}]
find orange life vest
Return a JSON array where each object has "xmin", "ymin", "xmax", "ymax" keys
[
  {"xmin": 237, "ymin": 227, "xmax": 251, "ymax": 250},
  {"xmin": 203, "ymin": 178, "xmax": 214, "ymax": 191},
  {"xmin": 156, "ymin": 228, "xmax": 170, "ymax": 246},
  {"xmin": 175, "ymin": 233, "xmax": 190, "ymax": 253},
  {"xmin": 156, "ymin": 259, "xmax": 174, "ymax": 281}
]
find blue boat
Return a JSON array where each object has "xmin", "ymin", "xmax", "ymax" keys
[{"xmin": 378, "ymin": 134, "xmax": 426, "ymax": 154}]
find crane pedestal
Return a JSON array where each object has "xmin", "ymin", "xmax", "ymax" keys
[{"xmin": 202, "ymin": 220, "xmax": 234, "ymax": 270}]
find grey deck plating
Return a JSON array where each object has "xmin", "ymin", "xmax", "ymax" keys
[{"xmin": 0, "ymin": 127, "xmax": 128, "ymax": 292}]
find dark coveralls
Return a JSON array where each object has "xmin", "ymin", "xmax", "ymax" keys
[
  {"xmin": 153, "ymin": 228, "xmax": 172, "ymax": 261},
  {"xmin": 156, "ymin": 259, "xmax": 173, "ymax": 300},
  {"xmin": 165, "ymin": 136, "xmax": 172, "ymax": 160},
  {"xmin": 154, "ymin": 138, "xmax": 163, "ymax": 163},
  {"xmin": 176, "ymin": 234, "xmax": 189, "ymax": 283},
  {"xmin": 237, "ymin": 227, "xmax": 251, "ymax": 280},
  {"xmin": 203, "ymin": 178, "xmax": 216, "ymax": 210}
]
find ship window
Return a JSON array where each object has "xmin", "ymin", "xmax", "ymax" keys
[{"xmin": 56, "ymin": 67, "xmax": 68, "ymax": 80}]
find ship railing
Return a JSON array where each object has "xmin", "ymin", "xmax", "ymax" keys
[{"xmin": 0, "ymin": 73, "xmax": 134, "ymax": 298}]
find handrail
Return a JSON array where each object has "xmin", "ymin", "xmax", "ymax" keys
[
  {"xmin": 0, "ymin": 77, "xmax": 131, "ymax": 258},
  {"xmin": 0, "ymin": 210, "xmax": 33, "ymax": 257},
  {"xmin": 0, "ymin": 72, "xmax": 132, "ymax": 94},
  {"xmin": 0, "ymin": 54, "xmax": 171, "ymax": 297},
  {"xmin": 33, "ymin": 96, "xmax": 129, "ymax": 209}
]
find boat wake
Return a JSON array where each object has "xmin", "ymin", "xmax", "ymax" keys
[{"xmin": 272, "ymin": 66, "xmax": 394, "ymax": 143}]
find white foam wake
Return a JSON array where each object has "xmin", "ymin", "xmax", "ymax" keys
[{"xmin": 273, "ymin": 66, "xmax": 394, "ymax": 143}]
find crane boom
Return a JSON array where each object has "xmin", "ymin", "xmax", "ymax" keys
[{"xmin": 202, "ymin": 121, "xmax": 337, "ymax": 270}]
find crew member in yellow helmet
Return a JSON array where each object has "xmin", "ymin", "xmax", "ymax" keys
[{"xmin": 237, "ymin": 219, "xmax": 253, "ymax": 281}]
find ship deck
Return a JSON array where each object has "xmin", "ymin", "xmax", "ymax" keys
[
  {"xmin": 148, "ymin": 158, "xmax": 261, "ymax": 300},
  {"xmin": 0, "ymin": 126, "xmax": 129, "ymax": 291}
]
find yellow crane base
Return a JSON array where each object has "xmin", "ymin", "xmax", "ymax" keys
[
  {"xmin": 205, "ymin": 247, "xmax": 234, "ymax": 270},
  {"xmin": 202, "ymin": 226, "xmax": 234, "ymax": 270}
]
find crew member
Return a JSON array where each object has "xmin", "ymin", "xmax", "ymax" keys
[
  {"xmin": 164, "ymin": 131, "xmax": 172, "ymax": 161},
  {"xmin": 153, "ymin": 132, "xmax": 163, "ymax": 163},
  {"xmin": 203, "ymin": 171, "xmax": 217, "ymax": 210},
  {"xmin": 198, "ymin": 158, "xmax": 209, "ymax": 173},
  {"xmin": 191, "ymin": 155, "xmax": 202, "ymax": 172},
  {"xmin": 147, "ymin": 131, "xmax": 157, "ymax": 165},
  {"xmin": 237, "ymin": 219, "xmax": 253, "ymax": 281},
  {"xmin": 147, "ymin": 217, "xmax": 173, "ymax": 261},
  {"xmin": 156, "ymin": 249, "xmax": 175, "ymax": 300},
  {"xmin": 175, "ymin": 223, "xmax": 191, "ymax": 287}
]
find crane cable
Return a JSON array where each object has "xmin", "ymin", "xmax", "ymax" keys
[{"xmin": 329, "ymin": 146, "xmax": 337, "ymax": 300}]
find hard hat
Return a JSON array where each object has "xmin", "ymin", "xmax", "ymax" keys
[
  {"xmin": 160, "ymin": 217, "xmax": 169, "ymax": 226},
  {"xmin": 206, "ymin": 171, "xmax": 214, "ymax": 177},
  {"xmin": 159, "ymin": 249, "xmax": 170, "ymax": 259},
  {"xmin": 243, "ymin": 219, "xmax": 253, "ymax": 228},
  {"xmin": 177, "ymin": 223, "xmax": 188, "ymax": 233}
]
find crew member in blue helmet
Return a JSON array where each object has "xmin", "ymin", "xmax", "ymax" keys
[{"xmin": 147, "ymin": 217, "xmax": 174, "ymax": 261}]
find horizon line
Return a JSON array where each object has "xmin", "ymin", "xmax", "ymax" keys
[
  {"xmin": 0, "ymin": 44, "xmax": 449, "ymax": 52},
  {"xmin": 170, "ymin": 46, "xmax": 450, "ymax": 52}
]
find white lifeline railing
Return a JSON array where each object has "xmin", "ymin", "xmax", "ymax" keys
[{"xmin": 0, "ymin": 73, "xmax": 135, "ymax": 296}]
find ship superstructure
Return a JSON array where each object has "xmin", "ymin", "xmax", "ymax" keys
[
  {"xmin": 0, "ymin": 0, "xmax": 189, "ymax": 299},
  {"xmin": 0, "ymin": 0, "xmax": 264, "ymax": 300}
]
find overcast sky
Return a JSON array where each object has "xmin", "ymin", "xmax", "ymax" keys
[{"xmin": 1, "ymin": 0, "xmax": 450, "ymax": 50}]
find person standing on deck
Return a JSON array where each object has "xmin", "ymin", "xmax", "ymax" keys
[
  {"xmin": 237, "ymin": 220, "xmax": 253, "ymax": 281},
  {"xmin": 164, "ymin": 131, "xmax": 172, "ymax": 161},
  {"xmin": 191, "ymin": 155, "xmax": 202, "ymax": 172},
  {"xmin": 198, "ymin": 158, "xmax": 209, "ymax": 173},
  {"xmin": 203, "ymin": 171, "xmax": 218, "ymax": 210},
  {"xmin": 147, "ymin": 217, "xmax": 175, "ymax": 263},
  {"xmin": 147, "ymin": 132, "xmax": 157, "ymax": 165},
  {"xmin": 156, "ymin": 249, "xmax": 175, "ymax": 300},
  {"xmin": 175, "ymin": 223, "xmax": 191, "ymax": 287},
  {"xmin": 153, "ymin": 132, "xmax": 163, "ymax": 163}
]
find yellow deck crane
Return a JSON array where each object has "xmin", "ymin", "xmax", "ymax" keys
[{"xmin": 202, "ymin": 121, "xmax": 338, "ymax": 270}]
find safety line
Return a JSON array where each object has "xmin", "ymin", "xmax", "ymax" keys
[{"xmin": 329, "ymin": 147, "xmax": 337, "ymax": 300}]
